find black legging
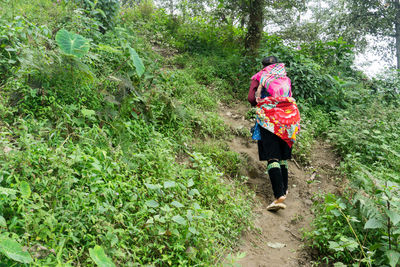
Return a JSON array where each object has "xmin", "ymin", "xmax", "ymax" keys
[{"xmin": 267, "ymin": 160, "xmax": 288, "ymax": 199}]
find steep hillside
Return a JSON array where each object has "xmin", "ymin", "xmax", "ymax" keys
[{"xmin": 0, "ymin": 1, "xmax": 399, "ymax": 266}]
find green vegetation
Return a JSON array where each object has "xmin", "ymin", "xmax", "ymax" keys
[
  {"xmin": 305, "ymin": 98, "xmax": 400, "ymax": 266},
  {"xmin": 0, "ymin": 0, "xmax": 399, "ymax": 266},
  {"xmin": 0, "ymin": 1, "xmax": 253, "ymax": 265},
  {"xmin": 247, "ymin": 6, "xmax": 400, "ymax": 267}
]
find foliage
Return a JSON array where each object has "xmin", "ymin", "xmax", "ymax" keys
[
  {"xmin": 173, "ymin": 17, "xmax": 243, "ymax": 54},
  {"xmin": 128, "ymin": 46, "xmax": 145, "ymax": 77},
  {"xmin": 373, "ymin": 69, "xmax": 400, "ymax": 101},
  {"xmin": 344, "ymin": 0, "xmax": 399, "ymax": 67},
  {"xmin": 299, "ymin": 37, "xmax": 355, "ymax": 76},
  {"xmin": 0, "ymin": 119, "xmax": 252, "ymax": 265},
  {"xmin": 193, "ymin": 141, "xmax": 242, "ymax": 177},
  {"xmin": 0, "ymin": 236, "xmax": 33, "ymax": 264},
  {"xmin": 0, "ymin": 15, "xmax": 52, "ymax": 85},
  {"xmin": 0, "ymin": 0, "xmax": 71, "ymax": 26},
  {"xmin": 290, "ymin": 102, "xmax": 326, "ymax": 165},
  {"xmin": 76, "ymin": 0, "xmax": 120, "ymax": 31},
  {"xmin": 0, "ymin": 1, "xmax": 254, "ymax": 265},
  {"xmin": 56, "ymin": 29, "xmax": 90, "ymax": 58},
  {"xmin": 2, "ymin": 0, "xmax": 399, "ymax": 266},
  {"xmin": 305, "ymin": 194, "xmax": 372, "ymax": 265},
  {"xmin": 304, "ymin": 95, "xmax": 400, "ymax": 265},
  {"xmin": 306, "ymin": 182, "xmax": 399, "ymax": 266},
  {"xmin": 89, "ymin": 246, "xmax": 116, "ymax": 267},
  {"xmin": 329, "ymin": 100, "xmax": 400, "ymax": 170},
  {"xmin": 258, "ymin": 35, "xmax": 358, "ymax": 111},
  {"xmin": 293, "ymin": 0, "xmax": 399, "ymax": 68}
]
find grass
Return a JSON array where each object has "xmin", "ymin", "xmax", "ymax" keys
[{"xmin": 0, "ymin": 1, "xmax": 254, "ymax": 265}]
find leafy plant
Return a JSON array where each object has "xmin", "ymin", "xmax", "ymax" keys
[
  {"xmin": 0, "ymin": 237, "xmax": 33, "ymax": 264},
  {"xmin": 0, "ymin": 4, "xmax": 255, "ymax": 265},
  {"xmin": 56, "ymin": 29, "xmax": 90, "ymax": 58},
  {"xmin": 128, "ymin": 46, "xmax": 145, "ymax": 77},
  {"xmin": 77, "ymin": 0, "xmax": 120, "ymax": 31},
  {"xmin": 54, "ymin": 28, "xmax": 94, "ymax": 96},
  {"xmin": 89, "ymin": 246, "xmax": 116, "ymax": 267},
  {"xmin": 304, "ymin": 97, "xmax": 400, "ymax": 266}
]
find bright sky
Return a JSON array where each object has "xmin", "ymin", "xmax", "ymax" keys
[{"xmin": 353, "ymin": 35, "xmax": 396, "ymax": 77}]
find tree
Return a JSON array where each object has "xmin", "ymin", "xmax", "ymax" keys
[
  {"xmin": 344, "ymin": 0, "xmax": 399, "ymax": 69},
  {"xmin": 155, "ymin": 0, "xmax": 266, "ymax": 54},
  {"xmin": 243, "ymin": 0, "xmax": 308, "ymax": 54},
  {"xmin": 269, "ymin": 1, "xmax": 342, "ymax": 43},
  {"xmin": 263, "ymin": 0, "xmax": 309, "ymax": 40},
  {"xmin": 275, "ymin": 0, "xmax": 398, "ymax": 69},
  {"xmin": 244, "ymin": 0, "xmax": 265, "ymax": 54},
  {"xmin": 154, "ymin": 0, "xmax": 309, "ymax": 55}
]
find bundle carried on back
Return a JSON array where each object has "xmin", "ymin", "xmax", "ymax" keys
[
  {"xmin": 252, "ymin": 63, "xmax": 292, "ymax": 98},
  {"xmin": 251, "ymin": 63, "xmax": 300, "ymax": 147}
]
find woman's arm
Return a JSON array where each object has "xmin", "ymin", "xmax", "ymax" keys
[
  {"xmin": 247, "ymin": 79, "xmax": 259, "ymax": 106},
  {"xmin": 255, "ymin": 83, "xmax": 263, "ymax": 98}
]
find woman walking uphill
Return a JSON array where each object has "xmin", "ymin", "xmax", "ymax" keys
[{"xmin": 248, "ymin": 56, "xmax": 301, "ymax": 211}]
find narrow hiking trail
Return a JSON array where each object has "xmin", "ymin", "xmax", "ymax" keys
[{"xmin": 220, "ymin": 101, "xmax": 342, "ymax": 267}]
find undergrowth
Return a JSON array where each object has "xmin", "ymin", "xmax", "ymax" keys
[
  {"xmin": 1, "ymin": 0, "xmax": 399, "ymax": 266},
  {"xmin": 0, "ymin": 1, "xmax": 253, "ymax": 265},
  {"xmin": 303, "ymin": 97, "xmax": 400, "ymax": 266}
]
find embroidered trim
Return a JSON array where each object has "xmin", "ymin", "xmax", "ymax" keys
[
  {"xmin": 267, "ymin": 162, "xmax": 281, "ymax": 171},
  {"xmin": 279, "ymin": 160, "xmax": 288, "ymax": 167}
]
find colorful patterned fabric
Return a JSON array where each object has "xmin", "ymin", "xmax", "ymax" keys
[
  {"xmin": 267, "ymin": 161, "xmax": 281, "ymax": 171},
  {"xmin": 252, "ymin": 63, "xmax": 292, "ymax": 98},
  {"xmin": 256, "ymin": 96, "xmax": 300, "ymax": 148},
  {"xmin": 252, "ymin": 63, "xmax": 287, "ymax": 81},
  {"xmin": 279, "ymin": 160, "xmax": 288, "ymax": 167}
]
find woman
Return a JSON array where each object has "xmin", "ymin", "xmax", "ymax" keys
[{"xmin": 248, "ymin": 56, "xmax": 301, "ymax": 211}]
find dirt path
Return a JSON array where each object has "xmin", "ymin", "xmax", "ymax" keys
[{"xmin": 220, "ymin": 101, "xmax": 341, "ymax": 267}]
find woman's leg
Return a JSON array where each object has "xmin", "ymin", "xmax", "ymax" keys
[
  {"xmin": 280, "ymin": 160, "xmax": 288, "ymax": 195},
  {"xmin": 267, "ymin": 159, "xmax": 285, "ymax": 200}
]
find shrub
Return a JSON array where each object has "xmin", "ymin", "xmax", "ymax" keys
[
  {"xmin": 75, "ymin": 0, "xmax": 120, "ymax": 32},
  {"xmin": 305, "ymin": 97, "xmax": 400, "ymax": 266},
  {"xmin": 258, "ymin": 35, "xmax": 358, "ymax": 111}
]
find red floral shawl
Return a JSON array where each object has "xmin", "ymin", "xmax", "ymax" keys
[{"xmin": 256, "ymin": 96, "xmax": 301, "ymax": 148}]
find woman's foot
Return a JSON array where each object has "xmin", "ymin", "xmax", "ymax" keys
[
  {"xmin": 276, "ymin": 195, "xmax": 286, "ymax": 203},
  {"xmin": 284, "ymin": 190, "xmax": 288, "ymax": 197},
  {"xmin": 266, "ymin": 201, "xmax": 286, "ymax": 211},
  {"xmin": 267, "ymin": 196, "xmax": 286, "ymax": 211}
]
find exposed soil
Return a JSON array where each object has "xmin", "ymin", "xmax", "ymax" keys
[{"xmin": 220, "ymin": 101, "xmax": 342, "ymax": 267}]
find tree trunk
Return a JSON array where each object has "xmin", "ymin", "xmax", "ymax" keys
[
  {"xmin": 244, "ymin": 0, "xmax": 264, "ymax": 55},
  {"xmin": 170, "ymin": 0, "xmax": 174, "ymax": 15},
  {"xmin": 395, "ymin": 0, "xmax": 400, "ymax": 69}
]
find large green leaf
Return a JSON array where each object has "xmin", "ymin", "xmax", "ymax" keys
[
  {"xmin": 19, "ymin": 181, "xmax": 31, "ymax": 198},
  {"xmin": 89, "ymin": 245, "xmax": 115, "ymax": 267},
  {"xmin": 386, "ymin": 250, "xmax": 400, "ymax": 267},
  {"xmin": 145, "ymin": 200, "xmax": 159, "ymax": 208},
  {"xmin": 171, "ymin": 201, "xmax": 184, "ymax": 208},
  {"xmin": 386, "ymin": 210, "xmax": 400, "ymax": 226},
  {"xmin": 56, "ymin": 29, "xmax": 90, "ymax": 58},
  {"xmin": 128, "ymin": 47, "xmax": 145, "ymax": 77},
  {"xmin": 0, "ymin": 237, "xmax": 33, "ymax": 263},
  {"xmin": 364, "ymin": 218, "xmax": 384, "ymax": 229},
  {"xmin": 0, "ymin": 187, "xmax": 17, "ymax": 196},
  {"xmin": 0, "ymin": 216, "xmax": 6, "ymax": 228},
  {"xmin": 172, "ymin": 215, "xmax": 186, "ymax": 225},
  {"xmin": 163, "ymin": 181, "xmax": 176, "ymax": 188}
]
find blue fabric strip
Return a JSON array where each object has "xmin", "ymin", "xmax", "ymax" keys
[{"xmin": 252, "ymin": 122, "xmax": 261, "ymax": 140}]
